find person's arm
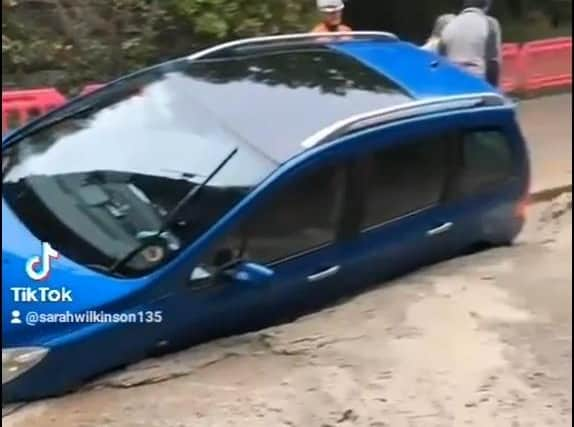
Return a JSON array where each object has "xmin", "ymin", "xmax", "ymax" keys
[{"xmin": 485, "ymin": 17, "xmax": 502, "ymax": 87}]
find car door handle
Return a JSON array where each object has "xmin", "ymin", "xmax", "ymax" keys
[
  {"xmin": 427, "ymin": 222, "xmax": 453, "ymax": 236},
  {"xmin": 307, "ymin": 265, "xmax": 341, "ymax": 283}
]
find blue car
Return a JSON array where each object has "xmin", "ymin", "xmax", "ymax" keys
[{"xmin": 2, "ymin": 32, "xmax": 530, "ymax": 402}]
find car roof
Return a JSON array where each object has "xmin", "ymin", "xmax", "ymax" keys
[
  {"xmin": 180, "ymin": 42, "xmax": 412, "ymax": 163},
  {"xmin": 190, "ymin": 32, "xmax": 498, "ymax": 103},
  {"xmin": 179, "ymin": 33, "xmax": 503, "ymax": 163},
  {"xmin": 331, "ymin": 40, "xmax": 497, "ymax": 99},
  {"xmin": 4, "ymin": 33, "xmax": 504, "ymax": 167}
]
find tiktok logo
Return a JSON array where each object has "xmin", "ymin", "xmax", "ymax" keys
[{"xmin": 25, "ymin": 242, "xmax": 60, "ymax": 282}]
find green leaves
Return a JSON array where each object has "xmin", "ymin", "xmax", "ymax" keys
[
  {"xmin": 170, "ymin": 0, "xmax": 316, "ymax": 39},
  {"xmin": 195, "ymin": 11, "xmax": 230, "ymax": 37},
  {"xmin": 2, "ymin": 0, "xmax": 320, "ymax": 92}
]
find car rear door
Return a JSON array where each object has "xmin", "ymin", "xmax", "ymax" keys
[{"xmin": 337, "ymin": 121, "xmax": 460, "ymax": 288}]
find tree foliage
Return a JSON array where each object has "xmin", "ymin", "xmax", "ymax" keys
[
  {"xmin": 1, "ymin": 0, "xmax": 571, "ymax": 92},
  {"xmin": 3, "ymin": 0, "xmax": 171, "ymax": 88}
]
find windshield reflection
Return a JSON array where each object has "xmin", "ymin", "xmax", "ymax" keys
[
  {"xmin": 2, "ymin": 71, "xmax": 276, "ymax": 277},
  {"xmin": 3, "ymin": 72, "xmax": 274, "ymax": 188}
]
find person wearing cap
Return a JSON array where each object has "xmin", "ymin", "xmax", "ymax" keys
[
  {"xmin": 311, "ymin": 0, "xmax": 352, "ymax": 33},
  {"xmin": 422, "ymin": 14, "xmax": 456, "ymax": 52},
  {"xmin": 438, "ymin": 0, "xmax": 502, "ymax": 87}
]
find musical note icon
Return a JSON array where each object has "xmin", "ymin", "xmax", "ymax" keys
[{"xmin": 25, "ymin": 242, "xmax": 60, "ymax": 282}]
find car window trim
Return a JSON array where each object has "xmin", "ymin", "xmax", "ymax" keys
[
  {"xmin": 441, "ymin": 132, "xmax": 463, "ymax": 203},
  {"xmin": 336, "ymin": 159, "xmax": 367, "ymax": 240},
  {"xmin": 265, "ymin": 240, "xmax": 336, "ymax": 267},
  {"xmin": 360, "ymin": 204, "xmax": 438, "ymax": 234}
]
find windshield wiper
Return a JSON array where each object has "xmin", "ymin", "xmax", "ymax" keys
[{"xmin": 109, "ymin": 147, "xmax": 239, "ymax": 274}]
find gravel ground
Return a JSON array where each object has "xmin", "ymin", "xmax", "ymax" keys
[{"xmin": 3, "ymin": 194, "xmax": 571, "ymax": 427}]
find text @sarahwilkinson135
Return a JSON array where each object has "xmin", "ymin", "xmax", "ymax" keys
[{"xmin": 10, "ymin": 310, "xmax": 164, "ymax": 327}]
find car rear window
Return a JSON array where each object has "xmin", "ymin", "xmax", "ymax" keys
[{"xmin": 455, "ymin": 130, "xmax": 515, "ymax": 196}]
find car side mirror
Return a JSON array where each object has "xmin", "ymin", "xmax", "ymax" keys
[
  {"xmin": 188, "ymin": 248, "xmax": 237, "ymax": 288},
  {"xmin": 224, "ymin": 261, "xmax": 275, "ymax": 286}
]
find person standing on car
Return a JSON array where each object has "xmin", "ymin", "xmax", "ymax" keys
[
  {"xmin": 311, "ymin": 0, "xmax": 352, "ymax": 33},
  {"xmin": 439, "ymin": 0, "xmax": 502, "ymax": 87},
  {"xmin": 422, "ymin": 14, "xmax": 456, "ymax": 52}
]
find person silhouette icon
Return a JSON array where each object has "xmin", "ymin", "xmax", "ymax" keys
[{"xmin": 11, "ymin": 310, "xmax": 23, "ymax": 325}]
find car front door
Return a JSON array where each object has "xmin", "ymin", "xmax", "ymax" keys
[
  {"xmin": 187, "ymin": 156, "xmax": 360, "ymax": 334},
  {"xmin": 239, "ymin": 157, "xmax": 365, "ymax": 325}
]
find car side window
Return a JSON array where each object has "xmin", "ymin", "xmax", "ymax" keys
[
  {"xmin": 455, "ymin": 129, "xmax": 514, "ymax": 196},
  {"xmin": 192, "ymin": 161, "xmax": 349, "ymax": 282},
  {"xmin": 240, "ymin": 162, "xmax": 347, "ymax": 264},
  {"xmin": 360, "ymin": 135, "xmax": 449, "ymax": 230}
]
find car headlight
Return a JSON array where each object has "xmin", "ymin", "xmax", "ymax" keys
[{"xmin": 2, "ymin": 347, "xmax": 49, "ymax": 385}]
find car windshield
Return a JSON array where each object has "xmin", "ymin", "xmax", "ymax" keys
[
  {"xmin": 2, "ymin": 44, "xmax": 410, "ymax": 277},
  {"xmin": 2, "ymin": 65, "xmax": 277, "ymax": 277}
]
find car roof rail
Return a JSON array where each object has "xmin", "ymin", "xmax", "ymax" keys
[
  {"xmin": 187, "ymin": 31, "xmax": 399, "ymax": 60},
  {"xmin": 301, "ymin": 93, "xmax": 508, "ymax": 149}
]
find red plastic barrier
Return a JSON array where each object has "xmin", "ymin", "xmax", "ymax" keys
[
  {"xmin": 2, "ymin": 88, "xmax": 67, "ymax": 134},
  {"xmin": 519, "ymin": 37, "xmax": 572, "ymax": 91},
  {"xmin": 501, "ymin": 43, "xmax": 522, "ymax": 93}
]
